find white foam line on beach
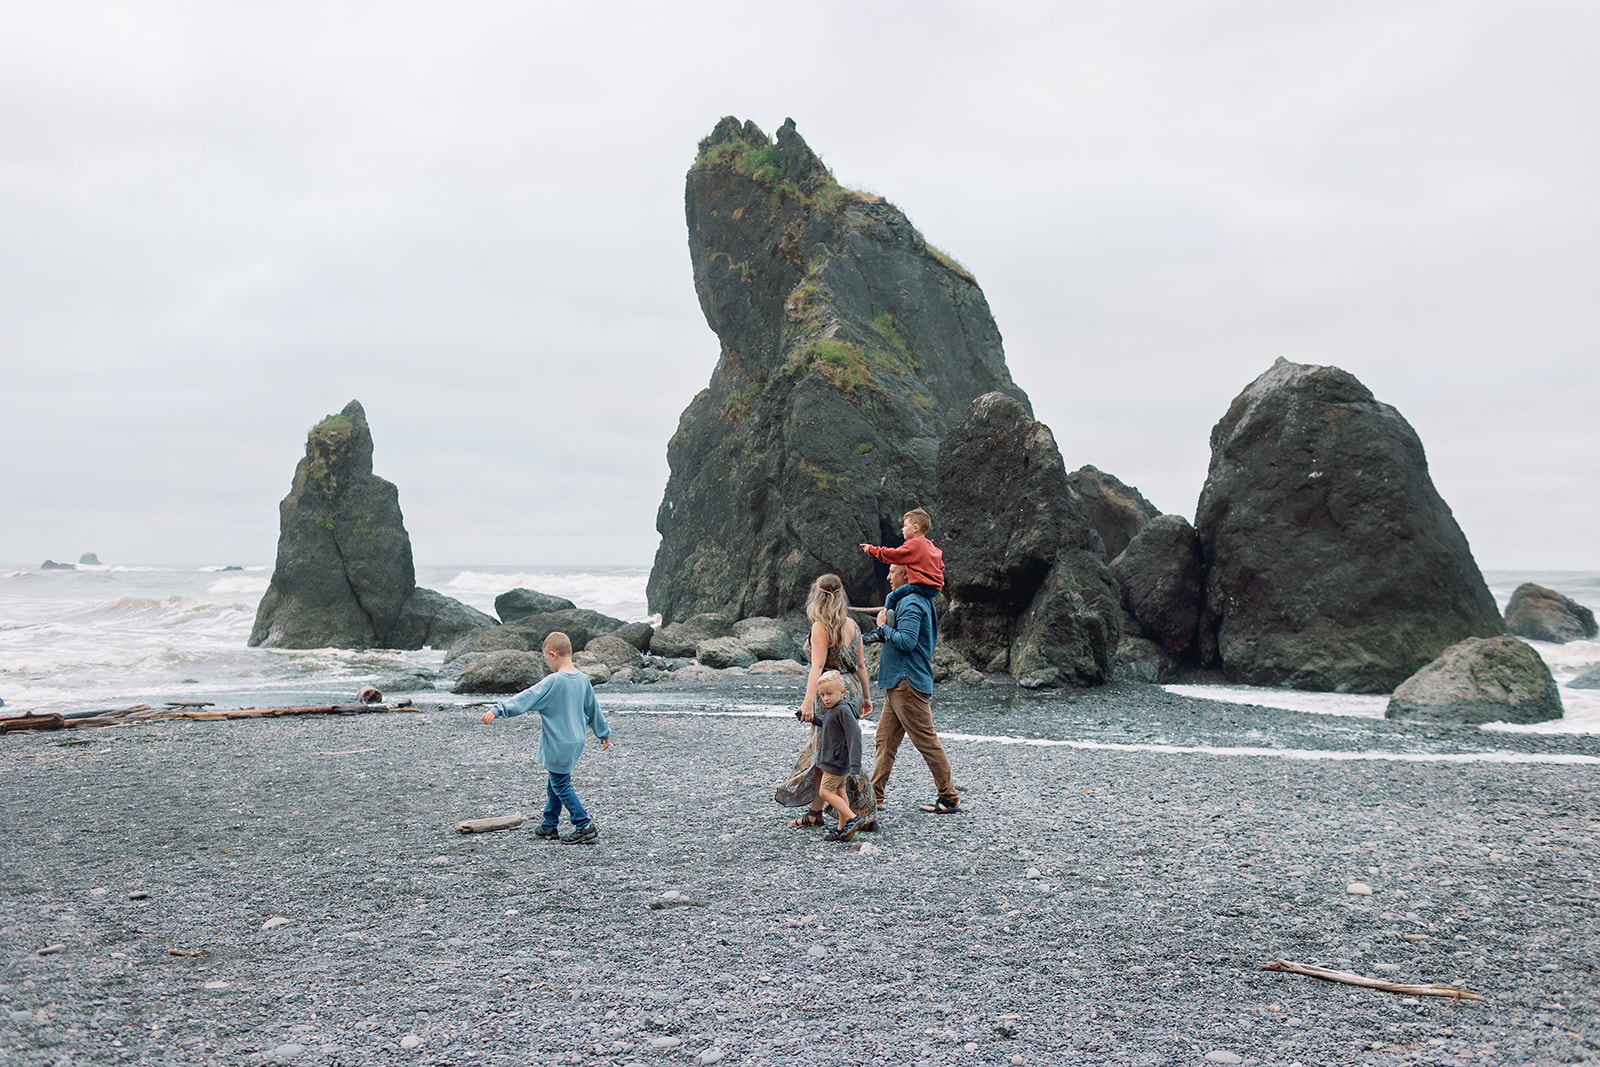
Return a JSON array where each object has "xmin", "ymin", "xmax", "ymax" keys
[{"xmin": 938, "ymin": 731, "xmax": 1600, "ymax": 766}]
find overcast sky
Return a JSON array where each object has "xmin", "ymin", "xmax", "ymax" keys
[{"xmin": 4, "ymin": 1, "xmax": 1595, "ymax": 570}]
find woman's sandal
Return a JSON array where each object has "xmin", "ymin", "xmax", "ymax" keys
[
  {"xmin": 918, "ymin": 797, "xmax": 961, "ymax": 814},
  {"xmin": 788, "ymin": 810, "xmax": 826, "ymax": 828}
]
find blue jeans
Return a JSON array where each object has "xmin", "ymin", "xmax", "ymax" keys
[{"xmin": 543, "ymin": 771, "xmax": 590, "ymax": 829}]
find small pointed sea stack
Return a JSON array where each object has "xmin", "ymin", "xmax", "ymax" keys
[
  {"xmin": 1195, "ymin": 359, "xmax": 1503, "ymax": 692},
  {"xmin": 250, "ymin": 401, "xmax": 492, "ymax": 649}
]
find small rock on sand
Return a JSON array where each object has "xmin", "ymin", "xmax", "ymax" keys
[
  {"xmin": 1347, "ymin": 882, "xmax": 1372, "ymax": 895},
  {"xmin": 400, "ymin": 1033, "xmax": 423, "ymax": 1049}
]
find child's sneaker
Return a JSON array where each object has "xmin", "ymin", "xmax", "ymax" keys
[
  {"xmin": 825, "ymin": 815, "xmax": 866, "ymax": 842},
  {"xmin": 561, "ymin": 822, "xmax": 599, "ymax": 845},
  {"xmin": 533, "ymin": 824, "xmax": 560, "ymax": 840}
]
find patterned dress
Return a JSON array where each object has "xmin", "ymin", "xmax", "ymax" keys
[{"xmin": 774, "ymin": 622, "xmax": 879, "ymax": 822}]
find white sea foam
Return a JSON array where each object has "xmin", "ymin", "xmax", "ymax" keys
[
  {"xmin": 1162, "ymin": 685, "xmax": 1388, "ymax": 719},
  {"xmin": 207, "ymin": 576, "xmax": 271, "ymax": 595}
]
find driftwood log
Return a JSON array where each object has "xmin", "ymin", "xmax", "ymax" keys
[
  {"xmin": 0, "ymin": 713, "xmax": 66, "ymax": 734},
  {"xmin": 1260, "ymin": 958, "xmax": 1488, "ymax": 1002},
  {"xmin": 2, "ymin": 701, "xmax": 420, "ymax": 737},
  {"xmin": 456, "ymin": 813, "xmax": 525, "ymax": 834}
]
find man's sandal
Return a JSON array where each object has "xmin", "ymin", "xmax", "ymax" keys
[
  {"xmin": 918, "ymin": 797, "xmax": 960, "ymax": 814},
  {"xmin": 788, "ymin": 810, "xmax": 826, "ymax": 828}
]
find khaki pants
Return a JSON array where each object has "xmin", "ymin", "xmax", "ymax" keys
[{"xmin": 871, "ymin": 680, "xmax": 956, "ymax": 807}]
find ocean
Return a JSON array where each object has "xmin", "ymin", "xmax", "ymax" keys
[{"xmin": 1, "ymin": 564, "xmax": 1596, "ymax": 733}]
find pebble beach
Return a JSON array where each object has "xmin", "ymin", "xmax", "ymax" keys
[{"xmin": 3, "ymin": 679, "xmax": 1598, "ymax": 1067}]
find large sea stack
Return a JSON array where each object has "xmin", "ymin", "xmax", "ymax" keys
[
  {"xmin": 648, "ymin": 117, "xmax": 1030, "ymax": 620},
  {"xmin": 249, "ymin": 401, "xmax": 492, "ymax": 649},
  {"xmin": 1195, "ymin": 359, "xmax": 1503, "ymax": 692}
]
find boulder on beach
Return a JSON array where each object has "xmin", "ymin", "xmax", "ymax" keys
[
  {"xmin": 1066, "ymin": 466, "xmax": 1160, "ymax": 560},
  {"xmin": 732, "ymin": 615, "xmax": 806, "ymax": 661},
  {"xmin": 610, "ymin": 621, "xmax": 655, "ymax": 652},
  {"xmin": 1568, "ymin": 664, "xmax": 1600, "ymax": 690},
  {"xmin": 1196, "ymin": 360, "xmax": 1504, "ymax": 692},
  {"xmin": 581, "ymin": 635, "xmax": 642, "ymax": 670},
  {"xmin": 651, "ymin": 613, "xmax": 734, "ymax": 658},
  {"xmin": 78, "ymin": 553, "xmax": 101, "ymax": 566},
  {"xmin": 647, "ymin": 116, "xmax": 1031, "ymax": 621},
  {"xmin": 445, "ymin": 626, "xmax": 532, "ymax": 664},
  {"xmin": 453, "ymin": 650, "xmax": 546, "ymax": 695},
  {"xmin": 696, "ymin": 637, "xmax": 758, "ymax": 670},
  {"xmin": 936, "ymin": 392, "xmax": 1121, "ymax": 688},
  {"xmin": 494, "ymin": 588, "xmax": 577, "ymax": 623},
  {"xmin": 1112, "ymin": 634, "xmax": 1184, "ymax": 684},
  {"xmin": 1111, "ymin": 514, "xmax": 1204, "ymax": 662},
  {"xmin": 248, "ymin": 401, "xmax": 491, "ymax": 650},
  {"xmin": 1386, "ymin": 636, "xmax": 1563, "ymax": 725},
  {"xmin": 1504, "ymin": 583, "xmax": 1598, "ymax": 644}
]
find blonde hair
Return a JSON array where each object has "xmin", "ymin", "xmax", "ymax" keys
[
  {"xmin": 904, "ymin": 507, "xmax": 932, "ymax": 535},
  {"xmin": 542, "ymin": 631, "xmax": 572, "ymax": 657},
  {"xmin": 818, "ymin": 669, "xmax": 844, "ymax": 690},
  {"xmin": 805, "ymin": 573, "xmax": 850, "ymax": 654}
]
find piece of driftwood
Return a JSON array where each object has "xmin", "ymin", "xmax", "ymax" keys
[
  {"xmin": 0, "ymin": 701, "xmax": 423, "ymax": 739},
  {"xmin": 456, "ymin": 813, "xmax": 525, "ymax": 834},
  {"xmin": 1260, "ymin": 958, "xmax": 1488, "ymax": 1002},
  {"xmin": 165, "ymin": 701, "xmax": 216, "ymax": 708},
  {"xmin": 0, "ymin": 713, "xmax": 65, "ymax": 734}
]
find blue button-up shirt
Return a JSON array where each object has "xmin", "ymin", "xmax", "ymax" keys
[{"xmin": 876, "ymin": 591, "xmax": 937, "ymax": 695}]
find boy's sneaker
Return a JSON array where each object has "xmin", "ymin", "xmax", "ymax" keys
[
  {"xmin": 533, "ymin": 824, "xmax": 560, "ymax": 840},
  {"xmin": 561, "ymin": 822, "xmax": 599, "ymax": 845},
  {"xmin": 826, "ymin": 815, "xmax": 866, "ymax": 842}
]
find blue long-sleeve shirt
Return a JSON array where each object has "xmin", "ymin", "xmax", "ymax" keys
[
  {"xmin": 875, "ymin": 590, "xmax": 937, "ymax": 695},
  {"xmin": 491, "ymin": 670, "xmax": 610, "ymax": 774}
]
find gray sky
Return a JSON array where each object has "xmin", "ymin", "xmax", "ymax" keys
[{"xmin": 4, "ymin": 1, "xmax": 1595, "ymax": 570}]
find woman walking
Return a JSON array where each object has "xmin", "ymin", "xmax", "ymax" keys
[{"xmin": 776, "ymin": 574, "xmax": 878, "ymax": 830}]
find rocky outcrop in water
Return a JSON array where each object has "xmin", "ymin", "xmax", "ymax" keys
[
  {"xmin": 249, "ymin": 401, "xmax": 493, "ymax": 650},
  {"xmin": 1504, "ymin": 583, "xmax": 1598, "ymax": 644},
  {"xmin": 936, "ymin": 393, "xmax": 1121, "ymax": 687},
  {"xmin": 1196, "ymin": 360, "xmax": 1503, "ymax": 692},
  {"xmin": 647, "ymin": 117, "xmax": 1030, "ymax": 622},
  {"xmin": 495, "ymin": 588, "xmax": 577, "ymax": 623},
  {"xmin": 1386, "ymin": 636, "xmax": 1563, "ymax": 724}
]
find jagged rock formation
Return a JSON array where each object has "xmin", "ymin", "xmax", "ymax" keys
[
  {"xmin": 1386, "ymin": 636, "xmax": 1563, "ymax": 724},
  {"xmin": 936, "ymin": 393, "xmax": 1121, "ymax": 687},
  {"xmin": 1067, "ymin": 466, "xmax": 1160, "ymax": 559},
  {"xmin": 78, "ymin": 553, "xmax": 101, "ymax": 565},
  {"xmin": 1196, "ymin": 360, "xmax": 1503, "ymax": 692},
  {"xmin": 647, "ymin": 117, "xmax": 1031, "ymax": 621},
  {"xmin": 1504, "ymin": 583, "xmax": 1598, "ymax": 644},
  {"xmin": 249, "ymin": 401, "xmax": 493, "ymax": 650}
]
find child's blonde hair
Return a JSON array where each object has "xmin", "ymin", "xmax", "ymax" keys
[
  {"xmin": 805, "ymin": 574, "xmax": 850, "ymax": 654},
  {"xmin": 904, "ymin": 507, "xmax": 932, "ymax": 535},
  {"xmin": 542, "ymin": 631, "xmax": 573, "ymax": 657},
  {"xmin": 818, "ymin": 669, "xmax": 844, "ymax": 690}
]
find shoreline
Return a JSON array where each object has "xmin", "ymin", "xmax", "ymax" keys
[{"xmin": 3, "ymin": 683, "xmax": 1597, "ymax": 1066}]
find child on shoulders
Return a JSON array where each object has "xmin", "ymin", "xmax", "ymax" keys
[
  {"xmin": 480, "ymin": 631, "xmax": 611, "ymax": 844},
  {"xmin": 860, "ymin": 507, "xmax": 943, "ymax": 637}
]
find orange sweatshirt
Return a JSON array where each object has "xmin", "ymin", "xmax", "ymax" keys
[{"xmin": 864, "ymin": 536, "xmax": 944, "ymax": 589}]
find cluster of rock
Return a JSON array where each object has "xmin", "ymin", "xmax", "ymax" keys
[
  {"xmin": 248, "ymin": 402, "xmax": 493, "ymax": 650},
  {"xmin": 640, "ymin": 117, "xmax": 1537, "ymax": 702},
  {"xmin": 246, "ymin": 122, "xmax": 1593, "ymax": 728}
]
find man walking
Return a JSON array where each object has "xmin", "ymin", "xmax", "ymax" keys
[{"xmin": 869, "ymin": 564, "xmax": 960, "ymax": 815}]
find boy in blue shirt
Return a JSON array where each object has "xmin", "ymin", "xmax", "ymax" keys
[{"xmin": 480, "ymin": 631, "xmax": 611, "ymax": 844}]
